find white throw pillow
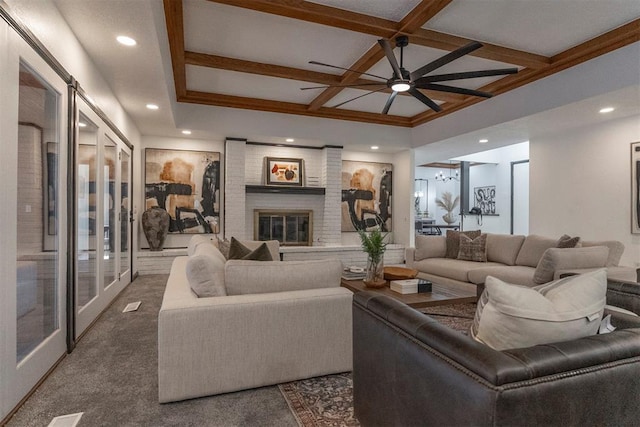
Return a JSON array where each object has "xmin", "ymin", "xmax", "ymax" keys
[
  {"xmin": 471, "ymin": 269, "xmax": 607, "ymax": 351},
  {"xmin": 186, "ymin": 243, "xmax": 227, "ymax": 297}
]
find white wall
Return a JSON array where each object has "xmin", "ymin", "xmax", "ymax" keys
[
  {"xmin": 5, "ymin": 0, "xmax": 140, "ymax": 145},
  {"xmin": 530, "ymin": 114, "xmax": 640, "ymax": 267},
  {"xmin": 458, "ymin": 142, "xmax": 530, "ymax": 233}
]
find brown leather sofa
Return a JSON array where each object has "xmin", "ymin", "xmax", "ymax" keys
[{"xmin": 353, "ymin": 281, "xmax": 640, "ymax": 426}]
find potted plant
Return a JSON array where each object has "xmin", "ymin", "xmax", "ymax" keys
[
  {"xmin": 436, "ymin": 191, "xmax": 460, "ymax": 224},
  {"xmin": 358, "ymin": 227, "xmax": 388, "ymax": 288}
]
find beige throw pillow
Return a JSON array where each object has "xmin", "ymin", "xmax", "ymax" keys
[
  {"xmin": 532, "ymin": 246, "xmax": 609, "ymax": 284},
  {"xmin": 457, "ymin": 234, "xmax": 487, "ymax": 262},
  {"xmin": 471, "ymin": 270, "xmax": 607, "ymax": 351}
]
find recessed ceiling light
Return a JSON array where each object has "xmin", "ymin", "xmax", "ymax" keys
[
  {"xmin": 146, "ymin": 103, "xmax": 159, "ymax": 110},
  {"xmin": 479, "ymin": 139, "xmax": 488, "ymax": 143},
  {"xmin": 371, "ymin": 146, "xmax": 379, "ymax": 150},
  {"xmin": 599, "ymin": 107, "xmax": 615, "ymax": 113},
  {"xmin": 285, "ymin": 138, "xmax": 294, "ymax": 142},
  {"xmin": 181, "ymin": 130, "xmax": 192, "ymax": 135},
  {"xmin": 78, "ymin": 122, "xmax": 87, "ymax": 128},
  {"xmin": 116, "ymin": 35, "xmax": 137, "ymax": 46}
]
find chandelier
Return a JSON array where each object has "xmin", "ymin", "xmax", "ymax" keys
[{"xmin": 435, "ymin": 168, "xmax": 459, "ymax": 182}]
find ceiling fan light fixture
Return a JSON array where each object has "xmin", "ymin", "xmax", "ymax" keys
[{"xmin": 391, "ymin": 81, "xmax": 411, "ymax": 92}]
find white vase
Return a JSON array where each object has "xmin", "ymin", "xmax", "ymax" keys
[{"xmin": 442, "ymin": 212, "xmax": 457, "ymax": 224}]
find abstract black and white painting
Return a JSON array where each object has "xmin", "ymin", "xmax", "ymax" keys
[
  {"xmin": 633, "ymin": 142, "xmax": 640, "ymax": 234},
  {"xmin": 341, "ymin": 160, "xmax": 392, "ymax": 232},
  {"xmin": 474, "ymin": 185, "xmax": 496, "ymax": 215},
  {"xmin": 145, "ymin": 148, "xmax": 221, "ymax": 234}
]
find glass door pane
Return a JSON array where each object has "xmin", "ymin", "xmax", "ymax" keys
[
  {"xmin": 120, "ymin": 149, "xmax": 130, "ymax": 278},
  {"xmin": 77, "ymin": 113, "xmax": 99, "ymax": 309},
  {"xmin": 103, "ymin": 136, "xmax": 117, "ymax": 289},
  {"xmin": 16, "ymin": 62, "xmax": 60, "ymax": 362}
]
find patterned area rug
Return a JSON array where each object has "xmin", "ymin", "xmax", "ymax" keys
[
  {"xmin": 279, "ymin": 303, "xmax": 477, "ymax": 426},
  {"xmin": 419, "ymin": 303, "xmax": 477, "ymax": 335},
  {"xmin": 279, "ymin": 373, "xmax": 358, "ymax": 427}
]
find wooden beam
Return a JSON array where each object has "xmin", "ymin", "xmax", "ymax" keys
[
  {"xmin": 185, "ymin": 51, "xmax": 465, "ymax": 103},
  {"xmin": 308, "ymin": 0, "xmax": 453, "ymax": 111},
  {"xmin": 207, "ymin": 0, "xmax": 547, "ymax": 68},
  {"xmin": 163, "ymin": 0, "xmax": 187, "ymax": 96},
  {"xmin": 184, "ymin": 51, "xmax": 343, "ymax": 84},
  {"xmin": 308, "ymin": 45, "xmax": 386, "ymax": 111},
  {"xmin": 207, "ymin": 0, "xmax": 398, "ymax": 38},
  {"xmin": 181, "ymin": 90, "xmax": 413, "ymax": 127},
  {"xmin": 409, "ymin": 29, "xmax": 550, "ymax": 69},
  {"xmin": 410, "ymin": 20, "xmax": 640, "ymax": 126}
]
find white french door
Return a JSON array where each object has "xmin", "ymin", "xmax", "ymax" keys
[
  {"xmin": 0, "ymin": 27, "xmax": 68, "ymax": 420},
  {"xmin": 74, "ymin": 97, "xmax": 132, "ymax": 337}
]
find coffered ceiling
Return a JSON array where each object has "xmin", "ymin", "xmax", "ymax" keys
[{"xmin": 164, "ymin": 0, "xmax": 640, "ymax": 128}]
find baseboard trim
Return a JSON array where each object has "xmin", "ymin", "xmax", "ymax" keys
[{"xmin": 1, "ymin": 353, "xmax": 66, "ymax": 426}]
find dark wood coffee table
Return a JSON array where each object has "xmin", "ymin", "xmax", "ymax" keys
[{"xmin": 341, "ymin": 278, "xmax": 477, "ymax": 308}]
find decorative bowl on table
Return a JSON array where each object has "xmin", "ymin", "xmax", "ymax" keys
[{"xmin": 383, "ymin": 266, "xmax": 419, "ymax": 281}]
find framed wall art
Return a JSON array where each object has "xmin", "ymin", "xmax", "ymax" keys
[
  {"xmin": 341, "ymin": 160, "xmax": 392, "ymax": 232},
  {"xmin": 473, "ymin": 185, "xmax": 496, "ymax": 214},
  {"xmin": 145, "ymin": 148, "xmax": 221, "ymax": 234},
  {"xmin": 632, "ymin": 142, "xmax": 640, "ymax": 234},
  {"xmin": 265, "ymin": 157, "xmax": 303, "ymax": 186}
]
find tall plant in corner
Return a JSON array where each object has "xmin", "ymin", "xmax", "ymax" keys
[
  {"xmin": 436, "ymin": 191, "xmax": 460, "ymax": 225},
  {"xmin": 358, "ymin": 227, "xmax": 388, "ymax": 288}
]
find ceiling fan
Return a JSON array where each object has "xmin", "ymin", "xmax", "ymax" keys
[{"xmin": 302, "ymin": 36, "xmax": 518, "ymax": 114}]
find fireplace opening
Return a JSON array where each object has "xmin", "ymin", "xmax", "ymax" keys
[{"xmin": 254, "ymin": 210, "xmax": 313, "ymax": 246}]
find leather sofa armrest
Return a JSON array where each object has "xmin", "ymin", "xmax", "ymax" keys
[
  {"xmin": 607, "ymin": 279, "xmax": 640, "ymax": 315},
  {"xmin": 354, "ymin": 291, "xmax": 640, "ymax": 387}
]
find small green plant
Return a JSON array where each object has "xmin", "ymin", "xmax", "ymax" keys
[{"xmin": 358, "ymin": 227, "xmax": 388, "ymax": 264}]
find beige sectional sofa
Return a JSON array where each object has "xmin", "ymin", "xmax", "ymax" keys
[
  {"xmin": 158, "ymin": 237, "xmax": 353, "ymax": 403},
  {"xmin": 406, "ymin": 233, "xmax": 635, "ymax": 295}
]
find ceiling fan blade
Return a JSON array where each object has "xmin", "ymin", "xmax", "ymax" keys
[
  {"xmin": 381, "ymin": 91, "xmax": 398, "ymax": 115},
  {"xmin": 309, "ymin": 61, "xmax": 388, "ymax": 80},
  {"xmin": 330, "ymin": 87, "xmax": 388, "ymax": 109},
  {"xmin": 415, "ymin": 83, "xmax": 494, "ymax": 98},
  {"xmin": 408, "ymin": 88, "xmax": 441, "ymax": 112},
  {"xmin": 416, "ymin": 68, "xmax": 518, "ymax": 83},
  {"xmin": 378, "ymin": 39, "xmax": 402, "ymax": 79},
  {"xmin": 410, "ymin": 41, "xmax": 483, "ymax": 81},
  {"xmin": 300, "ymin": 83, "xmax": 387, "ymax": 90}
]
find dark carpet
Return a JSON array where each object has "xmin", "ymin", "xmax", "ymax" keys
[
  {"xmin": 6, "ymin": 275, "xmax": 298, "ymax": 427},
  {"xmin": 7, "ymin": 275, "xmax": 478, "ymax": 427}
]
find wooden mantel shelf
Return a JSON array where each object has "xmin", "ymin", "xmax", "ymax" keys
[{"xmin": 245, "ymin": 185, "xmax": 325, "ymax": 195}]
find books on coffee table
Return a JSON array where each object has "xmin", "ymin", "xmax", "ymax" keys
[
  {"xmin": 391, "ymin": 279, "xmax": 433, "ymax": 294},
  {"xmin": 391, "ymin": 279, "xmax": 419, "ymax": 294}
]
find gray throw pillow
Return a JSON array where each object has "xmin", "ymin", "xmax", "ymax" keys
[
  {"xmin": 241, "ymin": 243, "xmax": 273, "ymax": 261},
  {"xmin": 227, "ymin": 237, "xmax": 251, "ymax": 259},
  {"xmin": 217, "ymin": 237, "xmax": 231, "ymax": 259},
  {"xmin": 557, "ymin": 234, "xmax": 580, "ymax": 248},
  {"xmin": 457, "ymin": 234, "xmax": 487, "ymax": 262},
  {"xmin": 228, "ymin": 237, "xmax": 272, "ymax": 261},
  {"xmin": 445, "ymin": 230, "xmax": 481, "ymax": 259}
]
